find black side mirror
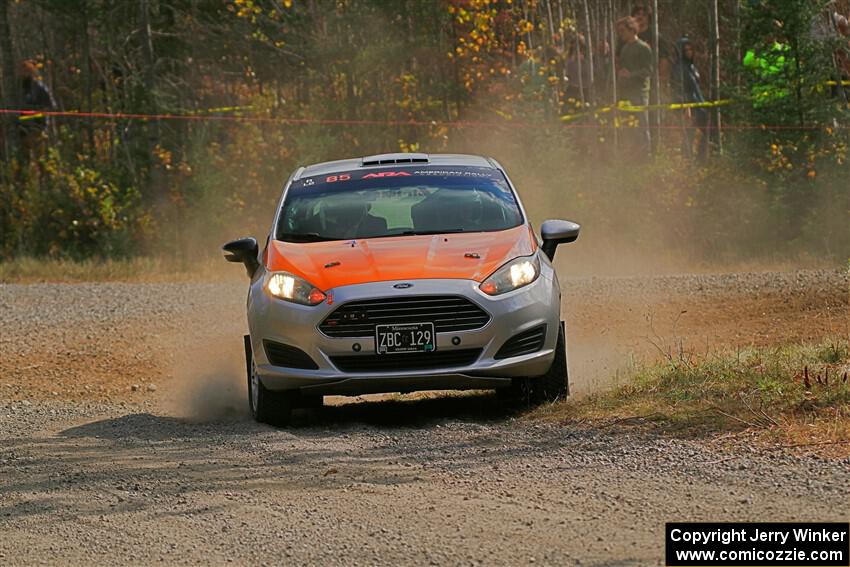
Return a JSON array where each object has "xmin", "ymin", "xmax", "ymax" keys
[
  {"xmin": 222, "ymin": 237, "xmax": 260, "ymax": 278},
  {"xmin": 540, "ymin": 219, "xmax": 580, "ymax": 260}
]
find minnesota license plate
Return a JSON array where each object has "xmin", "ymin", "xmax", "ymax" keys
[{"xmin": 375, "ymin": 322, "xmax": 435, "ymax": 354}]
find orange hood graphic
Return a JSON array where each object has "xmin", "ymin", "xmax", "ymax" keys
[{"xmin": 265, "ymin": 225, "xmax": 537, "ymax": 290}]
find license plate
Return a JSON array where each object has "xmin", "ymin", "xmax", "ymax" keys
[{"xmin": 375, "ymin": 322, "xmax": 435, "ymax": 354}]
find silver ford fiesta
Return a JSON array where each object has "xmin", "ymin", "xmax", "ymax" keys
[{"xmin": 224, "ymin": 153, "xmax": 580, "ymax": 425}]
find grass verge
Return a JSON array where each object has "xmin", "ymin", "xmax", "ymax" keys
[
  {"xmin": 0, "ymin": 256, "xmax": 240, "ymax": 283},
  {"xmin": 533, "ymin": 339, "xmax": 850, "ymax": 454}
]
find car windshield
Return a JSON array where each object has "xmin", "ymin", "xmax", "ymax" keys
[{"xmin": 276, "ymin": 166, "xmax": 523, "ymax": 242}]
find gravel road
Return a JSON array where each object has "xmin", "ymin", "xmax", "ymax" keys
[{"xmin": 0, "ymin": 269, "xmax": 848, "ymax": 565}]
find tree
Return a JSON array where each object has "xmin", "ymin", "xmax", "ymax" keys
[{"xmin": 0, "ymin": 0, "xmax": 19, "ymax": 160}]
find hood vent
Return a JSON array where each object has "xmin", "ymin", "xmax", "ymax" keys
[{"xmin": 361, "ymin": 153, "xmax": 429, "ymax": 166}]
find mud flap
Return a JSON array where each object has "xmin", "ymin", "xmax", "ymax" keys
[
  {"xmin": 243, "ymin": 334, "xmax": 252, "ymax": 383},
  {"xmin": 561, "ymin": 320, "xmax": 569, "ymax": 398}
]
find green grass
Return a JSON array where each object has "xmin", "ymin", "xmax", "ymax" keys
[
  {"xmin": 0, "ymin": 256, "xmax": 241, "ymax": 283},
  {"xmin": 533, "ymin": 339, "xmax": 850, "ymax": 450}
]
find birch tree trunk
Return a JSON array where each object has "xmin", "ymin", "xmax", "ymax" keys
[
  {"xmin": 582, "ymin": 0, "xmax": 595, "ymax": 105},
  {"xmin": 709, "ymin": 0, "xmax": 722, "ymax": 154},
  {"xmin": 608, "ymin": 0, "xmax": 618, "ymax": 153},
  {"xmin": 650, "ymin": 0, "xmax": 661, "ymax": 154}
]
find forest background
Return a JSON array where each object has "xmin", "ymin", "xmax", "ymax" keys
[{"xmin": 0, "ymin": 0, "xmax": 848, "ymax": 274}]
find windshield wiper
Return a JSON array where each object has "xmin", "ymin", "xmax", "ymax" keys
[
  {"xmin": 279, "ymin": 228, "xmax": 466, "ymax": 242},
  {"xmin": 276, "ymin": 232, "xmax": 339, "ymax": 243},
  {"xmin": 399, "ymin": 229, "xmax": 466, "ymax": 236}
]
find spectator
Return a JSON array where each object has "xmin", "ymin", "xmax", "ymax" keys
[
  {"xmin": 673, "ymin": 37, "xmax": 708, "ymax": 161},
  {"xmin": 564, "ymin": 34, "xmax": 588, "ymax": 105},
  {"xmin": 837, "ymin": 48, "xmax": 850, "ymax": 76},
  {"xmin": 836, "ymin": 12, "xmax": 850, "ymax": 37},
  {"xmin": 631, "ymin": 3, "xmax": 672, "ymax": 89},
  {"xmin": 17, "ymin": 59, "xmax": 56, "ymax": 153},
  {"xmin": 564, "ymin": 36, "xmax": 614, "ymax": 107},
  {"xmin": 832, "ymin": 13, "xmax": 850, "ymax": 79},
  {"xmin": 616, "ymin": 16, "xmax": 652, "ymax": 156}
]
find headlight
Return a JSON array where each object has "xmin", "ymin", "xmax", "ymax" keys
[
  {"xmin": 266, "ymin": 272, "xmax": 326, "ymax": 305},
  {"xmin": 479, "ymin": 254, "xmax": 540, "ymax": 296}
]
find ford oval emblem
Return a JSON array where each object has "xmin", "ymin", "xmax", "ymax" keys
[{"xmin": 393, "ymin": 283, "xmax": 413, "ymax": 289}]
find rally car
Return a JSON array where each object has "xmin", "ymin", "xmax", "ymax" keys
[{"xmin": 223, "ymin": 153, "xmax": 580, "ymax": 424}]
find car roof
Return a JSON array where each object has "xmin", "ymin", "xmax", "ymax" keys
[{"xmin": 295, "ymin": 153, "xmax": 498, "ymax": 180}]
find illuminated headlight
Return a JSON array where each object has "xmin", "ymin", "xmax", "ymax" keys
[
  {"xmin": 266, "ymin": 272, "xmax": 326, "ymax": 306},
  {"xmin": 479, "ymin": 254, "xmax": 540, "ymax": 296}
]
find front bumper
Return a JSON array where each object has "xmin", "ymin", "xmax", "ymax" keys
[{"xmin": 247, "ymin": 271, "xmax": 561, "ymax": 395}]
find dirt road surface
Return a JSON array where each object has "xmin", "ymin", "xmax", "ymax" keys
[{"xmin": 1, "ymin": 269, "xmax": 848, "ymax": 565}]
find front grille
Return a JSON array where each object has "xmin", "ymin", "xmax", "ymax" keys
[
  {"xmin": 263, "ymin": 340, "xmax": 319, "ymax": 370},
  {"xmin": 319, "ymin": 296, "xmax": 490, "ymax": 338},
  {"xmin": 494, "ymin": 325, "xmax": 547, "ymax": 360},
  {"xmin": 330, "ymin": 348, "xmax": 482, "ymax": 373}
]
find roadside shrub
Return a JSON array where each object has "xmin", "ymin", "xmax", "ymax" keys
[{"xmin": 0, "ymin": 150, "xmax": 146, "ymax": 259}]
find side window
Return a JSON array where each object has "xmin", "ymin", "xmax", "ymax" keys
[{"xmin": 280, "ymin": 197, "xmax": 322, "ymax": 233}]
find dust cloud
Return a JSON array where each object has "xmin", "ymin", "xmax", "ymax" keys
[
  {"xmin": 162, "ymin": 130, "xmax": 847, "ymax": 411},
  {"xmin": 164, "ymin": 336, "xmax": 249, "ymax": 423},
  {"xmin": 445, "ymin": 130, "xmax": 848, "ymax": 277}
]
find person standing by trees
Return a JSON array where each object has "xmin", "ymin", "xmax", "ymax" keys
[
  {"xmin": 564, "ymin": 35, "xmax": 589, "ymax": 105},
  {"xmin": 16, "ymin": 59, "xmax": 55, "ymax": 156},
  {"xmin": 673, "ymin": 37, "xmax": 708, "ymax": 161},
  {"xmin": 631, "ymin": 4, "xmax": 672, "ymax": 91},
  {"xmin": 616, "ymin": 16, "xmax": 653, "ymax": 157},
  {"xmin": 832, "ymin": 13, "xmax": 850, "ymax": 79}
]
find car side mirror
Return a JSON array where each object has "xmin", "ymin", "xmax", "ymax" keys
[
  {"xmin": 540, "ymin": 219, "xmax": 580, "ymax": 260},
  {"xmin": 222, "ymin": 237, "xmax": 260, "ymax": 278}
]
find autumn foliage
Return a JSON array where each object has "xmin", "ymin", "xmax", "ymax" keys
[{"xmin": 0, "ymin": 0, "xmax": 847, "ymax": 265}]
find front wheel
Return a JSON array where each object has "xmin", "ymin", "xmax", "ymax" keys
[
  {"xmin": 499, "ymin": 322, "xmax": 569, "ymax": 406},
  {"xmin": 244, "ymin": 335, "xmax": 293, "ymax": 426}
]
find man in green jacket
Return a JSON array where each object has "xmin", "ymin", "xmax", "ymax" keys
[{"xmin": 616, "ymin": 16, "xmax": 653, "ymax": 156}]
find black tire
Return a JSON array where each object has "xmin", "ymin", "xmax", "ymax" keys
[
  {"xmin": 244, "ymin": 335, "xmax": 293, "ymax": 426},
  {"xmin": 532, "ymin": 320, "xmax": 569, "ymax": 402},
  {"xmin": 499, "ymin": 322, "xmax": 569, "ymax": 406}
]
